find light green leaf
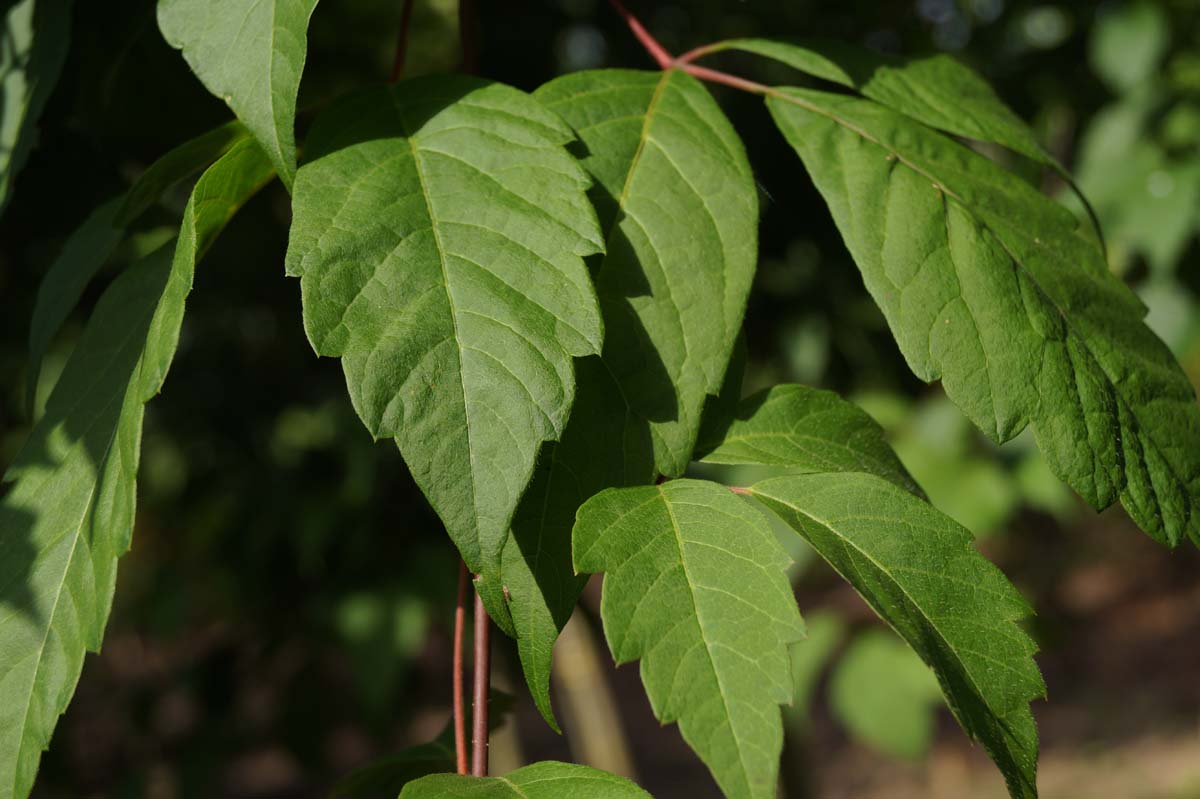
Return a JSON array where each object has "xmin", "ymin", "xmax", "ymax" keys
[
  {"xmin": 26, "ymin": 120, "xmax": 252, "ymax": 412},
  {"xmin": 285, "ymin": 76, "xmax": 604, "ymax": 589},
  {"xmin": 157, "ymin": 0, "xmax": 319, "ymax": 188},
  {"xmin": 494, "ymin": 68, "xmax": 758, "ymax": 724},
  {"xmin": 785, "ymin": 611, "xmax": 844, "ymax": 726},
  {"xmin": 697, "ymin": 384, "xmax": 922, "ymax": 496},
  {"xmin": 767, "ymin": 87, "xmax": 1200, "ymax": 547},
  {"xmin": 751, "ymin": 472, "xmax": 1043, "ymax": 799},
  {"xmin": 830, "ymin": 629, "xmax": 944, "ymax": 761},
  {"xmin": 0, "ymin": 138, "xmax": 272, "ymax": 799},
  {"xmin": 399, "ymin": 762, "xmax": 652, "ymax": 799},
  {"xmin": 703, "ymin": 38, "xmax": 1055, "ymax": 169},
  {"xmin": 0, "ymin": 0, "xmax": 71, "ymax": 213},
  {"xmin": 1090, "ymin": 1, "xmax": 1168, "ymax": 94},
  {"xmin": 573, "ymin": 479, "xmax": 804, "ymax": 799}
]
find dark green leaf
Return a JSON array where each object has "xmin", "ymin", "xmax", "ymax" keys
[
  {"xmin": 574, "ymin": 479, "xmax": 804, "ymax": 799},
  {"xmin": 285, "ymin": 76, "xmax": 604, "ymax": 595},
  {"xmin": 751, "ymin": 472, "xmax": 1043, "ymax": 799},
  {"xmin": 768, "ymin": 87, "xmax": 1200, "ymax": 547}
]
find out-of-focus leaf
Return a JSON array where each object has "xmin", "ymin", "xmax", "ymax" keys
[
  {"xmin": 1090, "ymin": 1, "xmax": 1169, "ymax": 94},
  {"xmin": 0, "ymin": 0, "xmax": 71, "ymax": 214},
  {"xmin": 830, "ymin": 629, "xmax": 944, "ymax": 761}
]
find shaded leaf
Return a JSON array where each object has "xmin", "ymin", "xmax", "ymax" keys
[
  {"xmin": 767, "ymin": 87, "xmax": 1200, "ymax": 547},
  {"xmin": 698, "ymin": 384, "xmax": 922, "ymax": 496},
  {"xmin": 399, "ymin": 762, "xmax": 652, "ymax": 799},
  {"xmin": 573, "ymin": 479, "xmax": 804, "ymax": 799},
  {"xmin": 493, "ymin": 68, "xmax": 758, "ymax": 724},
  {"xmin": 285, "ymin": 76, "xmax": 604, "ymax": 594},
  {"xmin": 751, "ymin": 472, "xmax": 1044, "ymax": 799},
  {"xmin": 0, "ymin": 138, "xmax": 272, "ymax": 799},
  {"xmin": 0, "ymin": 0, "xmax": 71, "ymax": 213},
  {"xmin": 157, "ymin": 0, "xmax": 319, "ymax": 188}
]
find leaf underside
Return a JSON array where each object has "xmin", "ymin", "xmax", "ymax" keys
[
  {"xmin": 492, "ymin": 68, "xmax": 759, "ymax": 726},
  {"xmin": 285, "ymin": 76, "xmax": 605, "ymax": 600},
  {"xmin": 751, "ymin": 472, "xmax": 1044, "ymax": 799},
  {"xmin": 0, "ymin": 139, "xmax": 273, "ymax": 799},
  {"xmin": 157, "ymin": 0, "xmax": 318, "ymax": 188},
  {"xmin": 573, "ymin": 480, "xmax": 804, "ymax": 799},
  {"xmin": 399, "ymin": 761, "xmax": 652, "ymax": 799},
  {"xmin": 767, "ymin": 87, "xmax": 1200, "ymax": 547}
]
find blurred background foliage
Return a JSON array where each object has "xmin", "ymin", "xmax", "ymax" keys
[{"xmin": 2, "ymin": 1, "xmax": 1199, "ymax": 798}]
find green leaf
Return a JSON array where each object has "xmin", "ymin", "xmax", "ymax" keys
[
  {"xmin": 157, "ymin": 0, "xmax": 319, "ymax": 189},
  {"xmin": 697, "ymin": 384, "xmax": 922, "ymax": 496},
  {"xmin": 26, "ymin": 120, "xmax": 252, "ymax": 413},
  {"xmin": 0, "ymin": 0, "xmax": 71, "ymax": 214},
  {"xmin": 767, "ymin": 87, "xmax": 1200, "ymax": 547},
  {"xmin": 573, "ymin": 479, "xmax": 804, "ymax": 799},
  {"xmin": 784, "ymin": 611, "xmax": 844, "ymax": 726},
  {"xmin": 751, "ymin": 472, "xmax": 1044, "ymax": 799},
  {"xmin": 830, "ymin": 629, "xmax": 944, "ymax": 761},
  {"xmin": 1090, "ymin": 1, "xmax": 1168, "ymax": 94},
  {"xmin": 399, "ymin": 762, "xmax": 652, "ymax": 799},
  {"xmin": 285, "ymin": 76, "xmax": 604, "ymax": 590},
  {"xmin": 535, "ymin": 69, "xmax": 758, "ymax": 477},
  {"xmin": 0, "ymin": 138, "xmax": 271, "ymax": 799},
  {"xmin": 495, "ymin": 68, "xmax": 758, "ymax": 725},
  {"xmin": 704, "ymin": 38, "xmax": 1055, "ymax": 169}
]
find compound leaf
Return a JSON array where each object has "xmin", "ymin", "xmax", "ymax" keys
[
  {"xmin": 157, "ymin": 0, "xmax": 319, "ymax": 188},
  {"xmin": 573, "ymin": 479, "xmax": 804, "ymax": 799},
  {"xmin": 399, "ymin": 762, "xmax": 652, "ymax": 799},
  {"xmin": 698, "ymin": 384, "xmax": 922, "ymax": 496},
  {"xmin": 751, "ymin": 472, "xmax": 1044, "ymax": 799},
  {"xmin": 0, "ymin": 138, "xmax": 272, "ymax": 799},
  {"xmin": 285, "ymin": 76, "xmax": 604, "ymax": 591},
  {"xmin": 768, "ymin": 87, "xmax": 1200, "ymax": 547},
  {"xmin": 494, "ymin": 68, "xmax": 758, "ymax": 725}
]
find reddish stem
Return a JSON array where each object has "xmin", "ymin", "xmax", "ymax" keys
[
  {"xmin": 675, "ymin": 41, "xmax": 722, "ymax": 65},
  {"xmin": 452, "ymin": 561, "xmax": 469, "ymax": 775},
  {"xmin": 680, "ymin": 63, "xmax": 771, "ymax": 96},
  {"xmin": 389, "ymin": 0, "xmax": 416, "ymax": 82},
  {"xmin": 471, "ymin": 582, "xmax": 491, "ymax": 777},
  {"xmin": 606, "ymin": 0, "xmax": 674, "ymax": 69},
  {"xmin": 729, "ymin": 486, "xmax": 752, "ymax": 496}
]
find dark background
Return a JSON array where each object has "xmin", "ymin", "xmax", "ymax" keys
[{"xmin": 2, "ymin": 1, "xmax": 1199, "ymax": 797}]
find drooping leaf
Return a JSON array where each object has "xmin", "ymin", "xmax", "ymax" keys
[
  {"xmin": 573, "ymin": 479, "xmax": 804, "ymax": 799},
  {"xmin": 492, "ymin": 68, "xmax": 759, "ymax": 724},
  {"xmin": 767, "ymin": 87, "xmax": 1200, "ymax": 547},
  {"xmin": 829, "ymin": 629, "xmax": 944, "ymax": 761},
  {"xmin": 0, "ymin": 0, "xmax": 71, "ymax": 213},
  {"xmin": 697, "ymin": 384, "xmax": 922, "ymax": 496},
  {"xmin": 26, "ymin": 120, "xmax": 252, "ymax": 412},
  {"xmin": 157, "ymin": 0, "xmax": 319, "ymax": 188},
  {"xmin": 701, "ymin": 38, "xmax": 1055, "ymax": 169},
  {"xmin": 399, "ymin": 762, "xmax": 652, "ymax": 799},
  {"xmin": 285, "ymin": 76, "xmax": 604, "ymax": 593},
  {"xmin": 751, "ymin": 472, "xmax": 1044, "ymax": 799},
  {"xmin": 0, "ymin": 138, "xmax": 272, "ymax": 799}
]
